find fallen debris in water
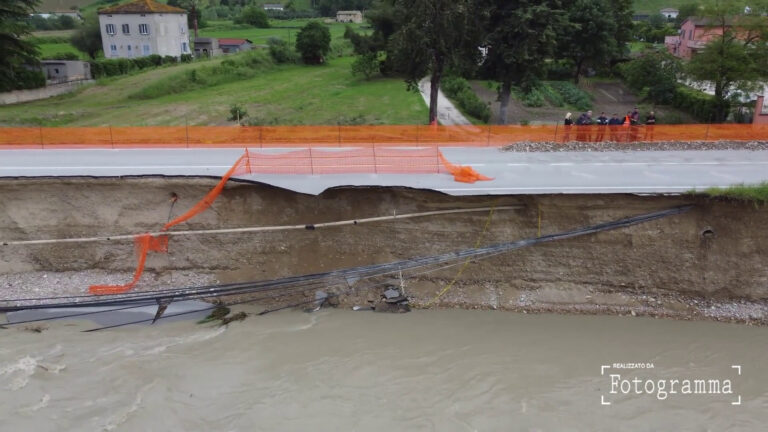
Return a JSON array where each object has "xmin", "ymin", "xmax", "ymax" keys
[
  {"xmin": 373, "ymin": 285, "xmax": 410, "ymax": 313},
  {"xmin": 221, "ymin": 312, "xmax": 248, "ymax": 325}
]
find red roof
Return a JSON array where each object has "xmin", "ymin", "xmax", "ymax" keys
[
  {"xmin": 218, "ymin": 38, "xmax": 252, "ymax": 45},
  {"xmin": 98, "ymin": 0, "xmax": 187, "ymax": 15}
]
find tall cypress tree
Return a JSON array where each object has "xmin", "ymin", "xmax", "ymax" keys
[{"xmin": 0, "ymin": 0, "xmax": 42, "ymax": 91}]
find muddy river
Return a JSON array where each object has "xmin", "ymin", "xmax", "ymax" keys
[{"xmin": 1, "ymin": 308, "xmax": 767, "ymax": 431}]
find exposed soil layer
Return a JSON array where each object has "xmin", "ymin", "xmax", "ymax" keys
[{"xmin": 1, "ymin": 178, "xmax": 767, "ymax": 324}]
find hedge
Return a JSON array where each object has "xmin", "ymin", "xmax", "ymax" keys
[
  {"xmin": 441, "ymin": 76, "xmax": 491, "ymax": 123},
  {"xmin": 671, "ymin": 86, "xmax": 721, "ymax": 123},
  {"xmin": 89, "ymin": 55, "xmax": 186, "ymax": 79}
]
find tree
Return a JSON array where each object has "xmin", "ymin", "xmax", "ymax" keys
[
  {"xmin": 168, "ymin": 0, "xmax": 206, "ymax": 34},
  {"xmin": 388, "ymin": 0, "xmax": 482, "ymax": 124},
  {"xmin": 351, "ymin": 52, "xmax": 380, "ymax": 79},
  {"xmin": 71, "ymin": 13, "xmax": 102, "ymax": 59},
  {"xmin": 557, "ymin": 0, "xmax": 618, "ymax": 83},
  {"xmin": 675, "ymin": 3, "xmax": 701, "ymax": 26},
  {"xmin": 237, "ymin": 6, "xmax": 270, "ymax": 28},
  {"xmin": 295, "ymin": 21, "xmax": 331, "ymax": 64},
  {"xmin": 686, "ymin": 0, "xmax": 768, "ymax": 122},
  {"xmin": 0, "ymin": 0, "xmax": 43, "ymax": 91},
  {"xmin": 618, "ymin": 51, "xmax": 682, "ymax": 104},
  {"xmin": 482, "ymin": 0, "xmax": 567, "ymax": 124}
]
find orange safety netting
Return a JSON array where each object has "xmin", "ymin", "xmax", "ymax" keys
[
  {"xmin": 4, "ymin": 124, "xmax": 768, "ymax": 149},
  {"xmin": 437, "ymin": 151, "xmax": 494, "ymax": 183},
  {"xmin": 162, "ymin": 151, "xmax": 251, "ymax": 231},
  {"xmin": 86, "ymin": 147, "xmax": 491, "ymax": 295},
  {"xmin": 89, "ymin": 233, "xmax": 168, "ymax": 295}
]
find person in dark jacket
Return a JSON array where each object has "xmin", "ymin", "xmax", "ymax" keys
[
  {"xmin": 595, "ymin": 112, "xmax": 608, "ymax": 142},
  {"xmin": 644, "ymin": 111, "xmax": 657, "ymax": 141},
  {"xmin": 608, "ymin": 113, "xmax": 622, "ymax": 141}
]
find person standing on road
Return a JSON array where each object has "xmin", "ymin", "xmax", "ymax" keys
[
  {"xmin": 608, "ymin": 113, "xmax": 622, "ymax": 142},
  {"xmin": 563, "ymin": 112, "xmax": 573, "ymax": 143},
  {"xmin": 644, "ymin": 111, "xmax": 657, "ymax": 141},
  {"xmin": 596, "ymin": 112, "xmax": 608, "ymax": 142}
]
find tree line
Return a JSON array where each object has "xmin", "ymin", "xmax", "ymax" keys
[{"xmin": 346, "ymin": 0, "xmax": 768, "ymax": 124}]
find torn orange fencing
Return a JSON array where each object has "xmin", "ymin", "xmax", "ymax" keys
[
  {"xmin": 88, "ymin": 233, "xmax": 169, "ymax": 295},
  {"xmin": 438, "ymin": 151, "xmax": 494, "ymax": 183},
  {"xmin": 162, "ymin": 151, "xmax": 251, "ymax": 231}
]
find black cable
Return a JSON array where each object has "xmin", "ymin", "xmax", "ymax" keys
[{"xmin": 3, "ymin": 206, "xmax": 692, "ymax": 318}]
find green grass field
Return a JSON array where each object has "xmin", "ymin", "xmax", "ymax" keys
[
  {"xmin": 37, "ymin": 42, "xmax": 88, "ymax": 59},
  {"xmin": 36, "ymin": 0, "xmax": 94, "ymax": 12},
  {"xmin": 199, "ymin": 19, "xmax": 365, "ymax": 45},
  {"xmin": 634, "ymin": 0, "xmax": 694, "ymax": 14},
  {"xmin": 0, "ymin": 55, "xmax": 427, "ymax": 126}
]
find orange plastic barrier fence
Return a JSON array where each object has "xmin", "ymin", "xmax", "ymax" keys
[
  {"xmin": 86, "ymin": 149, "xmax": 490, "ymax": 294},
  {"xmin": 89, "ymin": 233, "xmax": 168, "ymax": 295},
  {"xmin": 4, "ymin": 124, "xmax": 768, "ymax": 149}
]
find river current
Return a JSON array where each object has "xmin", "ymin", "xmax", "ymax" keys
[{"xmin": 1, "ymin": 307, "xmax": 767, "ymax": 431}]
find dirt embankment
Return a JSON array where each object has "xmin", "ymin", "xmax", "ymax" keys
[{"xmin": 1, "ymin": 178, "xmax": 767, "ymax": 324}]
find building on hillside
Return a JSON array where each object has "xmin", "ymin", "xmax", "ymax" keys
[
  {"xmin": 755, "ymin": 89, "xmax": 768, "ymax": 125},
  {"xmin": 97, "ymin": 0, "xmax": 190, "ymax": 59},
  {"xmin": 31, "ymin": 11, "xmax": 82, "ymax": 20},
  {"xmin": 218, "ymin": 38, "xmax": 253, "ymax": 54},
  {"xmin": 40, "ymin": 60, "xmax": 91, "ymax": 84},
  {"xmin": 336, "ymin": 10, "xmax": 363, "ymax": 23},
  {"xmin": 665, "ymin": 18, "xmax": 729, "ymax": 59},
  {"xmin": 632, "ymin": 14, "xmax": 650, "ymax": 22},
  {"xmin": 660, "ymin": 8, "xmax": 679, "ymax": 19},
  {"xmin": 263, "ymin": 3, "xmax": 284, "ymax": 11},
  {"xmin": 193, "ymin": 37, "xmax": 222, "ymax": 57}
]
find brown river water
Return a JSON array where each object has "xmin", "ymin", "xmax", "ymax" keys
[{"xmin": 1, "ymin": 307, "xmax": 767, "ymax": 431}]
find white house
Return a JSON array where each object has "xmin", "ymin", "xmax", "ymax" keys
[
  {"xmin": 263, "ymin": 3, "xmax": 284, "ymax": 11},
  {"xmin": 660, "ymin": 8, "xmax": 679, "ymax": 19},
  {"xmin": 336, "ymin": 10, "xmax": 363, "ymax": 23},
  {"xmin": 98, "ymin": 0, "xmax": 190, "ymax": 59}
]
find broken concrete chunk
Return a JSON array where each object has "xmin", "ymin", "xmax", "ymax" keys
[{"xmin": 383, "ymin": 288, "xmax": 400, "ymax": 299}]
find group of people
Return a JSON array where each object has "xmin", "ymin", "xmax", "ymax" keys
[
  {"xmin": 564, "ymin": 107, "xmax": 656, "ymax": 127},
  {"xmin": 562, "ymin": 107, "xmax": 657, "ymax": 142}
]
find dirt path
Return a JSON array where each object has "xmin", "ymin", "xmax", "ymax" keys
[{"xmin": 418, "ymin": 77, "xmax": 471, "ymax": 125}]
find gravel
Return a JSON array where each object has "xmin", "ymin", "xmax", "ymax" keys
[
  {"xmin": 501, "ymin": 140, "xmax": 768, "ymax": 153},
  {"xmin": 0, "ymin": 270, "xmax": 218, "ymax": 307}
]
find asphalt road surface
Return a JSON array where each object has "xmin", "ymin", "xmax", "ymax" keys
[{"xmin": 1, "ymin": 148, "xmax": 767, "ymax": 196}]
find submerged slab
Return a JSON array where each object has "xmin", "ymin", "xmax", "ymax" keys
[{"xmin": 3, "ymin": 300, "xmax": 212, "ymax": 327}]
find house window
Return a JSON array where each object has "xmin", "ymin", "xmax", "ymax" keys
[
  {"xmin": 181, "ymin": 42, "xmax": 188, "ymax": 53},
  {"xmin": 122, "ymin": 23, "xmax": 130, "ymax": 34},
  {"xmin": 139, "ymin": 24, "xmax": 149, "ymax": 35},
  {"xmin": 143, "ymin": 44, "xmax": 151, "ymax": 55},
  {"xmin": 180, "ymin": 24, "xmax": 186, "ymax": 34},
  {"xmin": 105, "ymin": 24, "xmax": 115, "ymax": 35},
  {"xmin": 110, "ymin": 44, "xmax": 117, "ymax": 56}
]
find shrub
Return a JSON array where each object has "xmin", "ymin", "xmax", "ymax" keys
[
  {"xmin": 671, "ymin": 86, "xmax": 720, "ymax": 122},
  {"xmin": 351, "ymin": 53, "xmax": 380, "ymax": 79},
  {"xmin": 9, "ymin": 67, "xmax": 46, "ymax": 90},
  {"xmin": 546, "ymin": 81, "xmax": 592, "ymax": 111},
  {"xmin": 147, "ymin": 54, "xmax": 163, "ymax": 66},
  {"xmin": 236, "ymin": 6, "xmax": 269, "ymax": 28},
  {"xmin": 180, "ymin": 54, "xmax": 193, "ymax": 63},
  {"xmin": 267, "ymin": 37, "xmax": 297, "ymax": 64},
  {"xmin": 41, "ymin": 52, "xmax": 81, "ymax": 60},
  {"xmin": 163, "ymin": 55, "xmax": 178, "ymax": 64},
  {"xmin": 519, "ymin": 87, "xmax": 545, "ymax": 108},
  {"xmin": 539, "ymin": 84, "xmax": 565, "ymax": 107},
  {"xmin": 441, "ymin": 76, "xmax": 491, "ymax": 123},
  {"xmin": 228, "ymin": 104, "xmax": 248, "ymax": 122}
]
